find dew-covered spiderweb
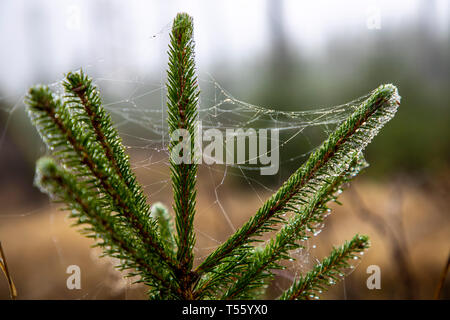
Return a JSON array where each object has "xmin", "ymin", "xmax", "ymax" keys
[{"xmin": 0, "ymin": 33, "xmax": 370, "ymax": 300}]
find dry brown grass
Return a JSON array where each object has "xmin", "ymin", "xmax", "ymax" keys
[{"xmin": 0, "ymin": 165, "xmax": 448, "ymax": 299}]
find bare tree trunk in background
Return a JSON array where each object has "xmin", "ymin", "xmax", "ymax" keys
[{"xmin": 267, "ymin": 0, "xmax": 292, "ymax": 84}]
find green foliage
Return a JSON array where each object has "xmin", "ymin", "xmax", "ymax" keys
[
  {"xmin": 151, "ymin": 202, "xmax": 176, "ymax": 255},
  {"xmin": 279, "ymin": 234, "xmax": 370, "ymax": 300},
  {"xmin": 25, "ymin": 12, "xmax": 400, "ymax": 300},
  {"xmin": 34, "ymin": 157, "xmax": 179, "ymax": 298},
  {"xmin": 218, "ymin": 156, "xmax": 369, "ymax": 300},
  {"xmin": 167, "ymin": 14, "xmax": 199, "ymax": 297}
]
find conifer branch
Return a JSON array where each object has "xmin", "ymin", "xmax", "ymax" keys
[
  {"xmin": 219, "ymin": 156, "xmax": 368, "ymax": 299},
  {"xmin": 196, "ymin": 84, "xmax": 400, "ymax": 276},
  {"xmin": 62, "ymin": 70, "xmax": 173, "ymax": 260},
  {"xmin": 279, "ymin": 234, "xmax": 370, "ymax": 300},
  {"xmin": 25, "ymin": 86, "xmax": 177, "ymax": 273},
  {"xmin": 166, "ymin": 13, "xmax": 200, "ymax": 295},
  {"xmin": 63, "ymin": 71, "xmax": 124, "ymax": 180},
  {"xmin": 34, "ymin": 157, "xmax": 182, "ymax": 299},
  {"xmin": 151, "ymin": 202, "xmax": 176, "ymax": 255},
  {"xmin": 62, "ymin": 71, "xmax": 151, "ymax": 225}
]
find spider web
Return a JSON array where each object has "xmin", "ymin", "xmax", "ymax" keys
[{"xmin": 0, "ymin": 32, "xmax": 370, "ymax": 300}]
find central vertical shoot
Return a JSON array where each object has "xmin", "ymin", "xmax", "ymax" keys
[{"xmin": 167, "ymin": 13, "xmax": 199, "ymax": 297}]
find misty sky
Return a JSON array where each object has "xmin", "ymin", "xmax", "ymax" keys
[{"xmin": 0, "ymin": 0, "xmax": 448, "ymax": 94}]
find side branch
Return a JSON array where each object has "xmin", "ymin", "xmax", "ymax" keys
[
  {"xmin": 35, "ymin": 158, "xmax": 181, "ymax": 298},
  {"xmin": 25, "ymin": 87, "xmax": 177, "ymax": 273},
  {"xmin": 219, "ymin": 156, "xmax": 368, "ymax": 299},
  {"xmin": 196, "ymin": 84, "xmax": 400, "ymax": 276},
  {"xmin": 279, "ymin": 234, "xmax": 370, "ymax": 300}
]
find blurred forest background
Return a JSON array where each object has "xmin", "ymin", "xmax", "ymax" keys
[{"xmin": 0, "ymin": 0, "xmax": 449, "ymax": 299}]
